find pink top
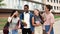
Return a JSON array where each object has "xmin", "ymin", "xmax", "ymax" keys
[
  {"xmin": 42, "ymin": 12, "xmax": 55, "ymax": 30},
  {"xmin": 43, "ymin": 12, "xmax": 55, "ymax": 25}
]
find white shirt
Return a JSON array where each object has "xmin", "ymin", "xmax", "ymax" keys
[{"xmin": 24, "ymin": 12, "xmax": 30, "ymax": 28}]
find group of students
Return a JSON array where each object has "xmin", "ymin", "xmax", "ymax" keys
[{"xmin": 3, "ymin": 4, "xmax": 55, "ymax": 34}]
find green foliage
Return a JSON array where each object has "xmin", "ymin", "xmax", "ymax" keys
[
  {"xmin": 0, "ymin": 0, "xmax": 3, "ymax": 2},
  {"xmin": 54, "ymin": 16, "xmax": 60, "ymax": 19},
  {"xmin": 0, "ymin": 0, "xmax": 6, "ymax": 6},
  {"xmin": 0, "ymin": 18, "xmax": 7, "ymax": 30}
]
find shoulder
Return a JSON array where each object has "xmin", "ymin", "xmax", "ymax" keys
[
  {"xmin": 20, "ymin": 13, "xmax": 24, "ymax": 17},
  {"xmin": 50, "ymin": 13, "xmax": 54, "ymax": 17},
  {"xmin": 20, "ymin": 13, "xmax": 24, "ymax": 15},
  {"xmin": 30, "ymin": 12, "xmax": 33, "ymax": 14},
  {"xmin": 30, "ymin": 12, "xmax": 34, "ymax": 16}
]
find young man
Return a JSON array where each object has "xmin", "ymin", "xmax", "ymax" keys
[
  {"xmin": 42, "ymin": 5, "xmax": 55, "ymax": 34},
  {"xmin": 20, "ymin": 5, "xmax": 34, "ymax": 34}
]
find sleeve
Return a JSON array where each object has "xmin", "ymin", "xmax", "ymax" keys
[
  {"xmin": 20, "ymin": 13, "xmax": 23, "ymax": 21},
  {"xmin": 50, "ymin": 14, "xmax": 55, "ymax": 24},
  {"xmin": 8, "ymin": 17, "xmax": 12, "ymax": 22},
  {"xmin": 31, "ymin": 13, "xmax": 34, "ymax": 17},
  {"xmin": 20, "ymin": 13, "xmax": 24, "ymax": 29}
]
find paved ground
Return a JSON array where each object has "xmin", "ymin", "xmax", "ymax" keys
[
  {"xmin": 0, "ymin": 19, "xmax": 60, "ymax": 34},
  {"xmin": 53, "ymin": 20, "xmax": 60, "ymax": 34},
  {"xmin": 0, "ymin": 30, "xmax": 3, "ymax": 34}
]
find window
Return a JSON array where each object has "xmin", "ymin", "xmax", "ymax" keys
[
  {"xmin": 42, "ymin": 5, "xmax": 44, "ymax": 10},
  {"xmin": 59, "ymin": 1, "xmax": 60, "ymax": 3},
  {"xmin": 52, "ymin": 6, "xmax": 53, "ymax": 9},
  {"xmin": 54, "ymin": 0, "xmax": 55, "ymax": 3},
  {"xmin": 54, "ymin": 6, "xmax": 56, "ymax": 10},
  {"xmin": 51, "ymin": 0, "xmax": 52, "ymax": 2},
  {"xmin": 57, "ymin": 0, "xmax": 58, "ymax": 3},
  {"xmin": 47, "ymin": 0, "xmax": 49, "ymax": 2},
  {"xmin": 57, "ymin": 6, "xmax": 58, "ymax": 10},
  {"xmin": 59, "ymin": 7, "xmax": 60, "ymax": 10}
]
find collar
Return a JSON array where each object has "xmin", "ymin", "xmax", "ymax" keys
[{"xmin": 24, "ymin": 11, "xmax": 30, "ymax": 14}]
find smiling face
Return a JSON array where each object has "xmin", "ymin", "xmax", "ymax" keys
[
  {"xmin": 45, "ymin": 6, "xmax": 49, "ymax": 12},
  {"xmin": 45, "ymin": 5, "xmax": 52, "ymax": 13},
  {"xmin": 34, "ymin": 9, "xmax": 39, "ymax": 16},
  {"xmin": 24, "ymin": 5, "xmax": 29, "ymax": 12}
]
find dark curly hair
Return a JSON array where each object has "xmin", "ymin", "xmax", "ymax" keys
[{"xmin": 46, "ymin": 5, "xmax": 52, "ymax": 11}]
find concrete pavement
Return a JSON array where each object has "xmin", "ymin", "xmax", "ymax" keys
[
  {"xmin": 53, "ymin": 20, "xmax": 60, "ymax": 34},
  {"xmin": 0, "ymin": 30, "xmax": 3, "ymax": 34}
]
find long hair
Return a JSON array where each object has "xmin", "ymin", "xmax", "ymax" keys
[
  {"xmin": 10, "ymin": 10, "xmax": 16, "ymax": 17},
  {"xmin": 35, "ymin": 9, "xmax": 44, "ymax": 24}
]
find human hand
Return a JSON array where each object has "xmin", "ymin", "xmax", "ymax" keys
[{"xmin": 47, "ymin": 31, "xmax": 50, "ymax": 34}]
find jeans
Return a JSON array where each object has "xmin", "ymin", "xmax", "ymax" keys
[
  {"xmin": 9, "ymin": 30, "xmax": 18, "ymax": 34},
  {"xmin": 45, "ymin": 25, "xmax": 54, "ymax": 34}
]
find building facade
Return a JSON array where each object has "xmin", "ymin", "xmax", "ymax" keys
[
  {"xmin": 1, "ymin": 0, "xmax": 43, "ymax": 11},
  {"xmin": 0, "ymin": 0, "xmax": 60, "ymax": 12},
  {"xmin": 43, "ymin": 0, "xmax": 60, "ymax": 12}
]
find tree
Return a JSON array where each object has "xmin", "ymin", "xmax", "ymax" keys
[{"xmin": 0, "ymin": 0, "xmax": 5, "ymax": 6}]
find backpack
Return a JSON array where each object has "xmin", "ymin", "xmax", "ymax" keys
[{"xmin": 3, "ymin": 21, "xmax": 10, "ymax": 34}]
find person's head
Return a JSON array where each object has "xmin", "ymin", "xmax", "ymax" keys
[
  {"xmin": 34, "ymin": 9, "xmax": 43, "ymax": 22},
  {"xmin": 24, "ymin": 5, "xmax": 29, "ymax": 12},
  {"xmin": 34, "ymin": 9, "xmax": 40, "ymax": 16},
  {"xmin": 45, "ymin": 5, "xmax": 52, "ymax": 12},
  {"xmin": 10, "ymin": 10, "xmax": 19, "ymax": 18}
]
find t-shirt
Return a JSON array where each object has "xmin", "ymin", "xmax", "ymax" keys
[
  {"xmin": 34, "ymin": 15, "xmax": 42, "ymax": 24},
  {"xmin": 42, "ymin": 12, "xmax": 55, "ymax": 25},
  {"xmin": 24, "ymin": 12, "xmax": 30, "ymax": 28},
  {"xmin": 8, "ymin": 17, "xmax": 20, "ymax": 29}
]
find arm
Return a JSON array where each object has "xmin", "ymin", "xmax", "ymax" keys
[
  {"xmin": 48, "ymin": 23, "xmax": 53, "ymax": 33},
  {"xmin": 8, "ymin": 13, "xmax": 15, "ymax": 23},
  {"xmin": 47, "ymin": 15, "xmax": 55, "ymax": 34},
  {"xmin": 20, "ymin": 14, "xmax": 26, "ymax": 26},
  {"xmin": 32, "ymin": 17, "xmax": 37, "ymax": 26},
  {"xmin": 16, "ymin": 19, "xmax": 21, "ymax": 29},
  {"xmin": 8, "ymin": 17, "xmax": 12, "ymax": 23}
]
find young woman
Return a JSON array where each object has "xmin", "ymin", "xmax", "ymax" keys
[
  {"xmin": 8, "ymin": 10, "xmax": 20, "ymax": 34},
  {"xmin": 42, "ymin": 5, "xmax": 55, "ymax": 34},
  {"xmin": 32, "ymin": 9, "xmax": 43, "ymax": 34}
]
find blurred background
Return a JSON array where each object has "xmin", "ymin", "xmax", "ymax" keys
[{"xmin": 0, "ymin": 0, "xmax": 60, "ymax": 34}]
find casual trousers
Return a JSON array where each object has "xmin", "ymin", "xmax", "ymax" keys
[
  {"xmin": 22, "ymin": 28, "xmax": 32, "ymax": 34},
  {"xmin": 34, "ymin": 26, "xmax": 42, "ymax": 34},
  {"xmin": 9, "ymin": 29, "xmax": 18, "ymax": 34}
]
